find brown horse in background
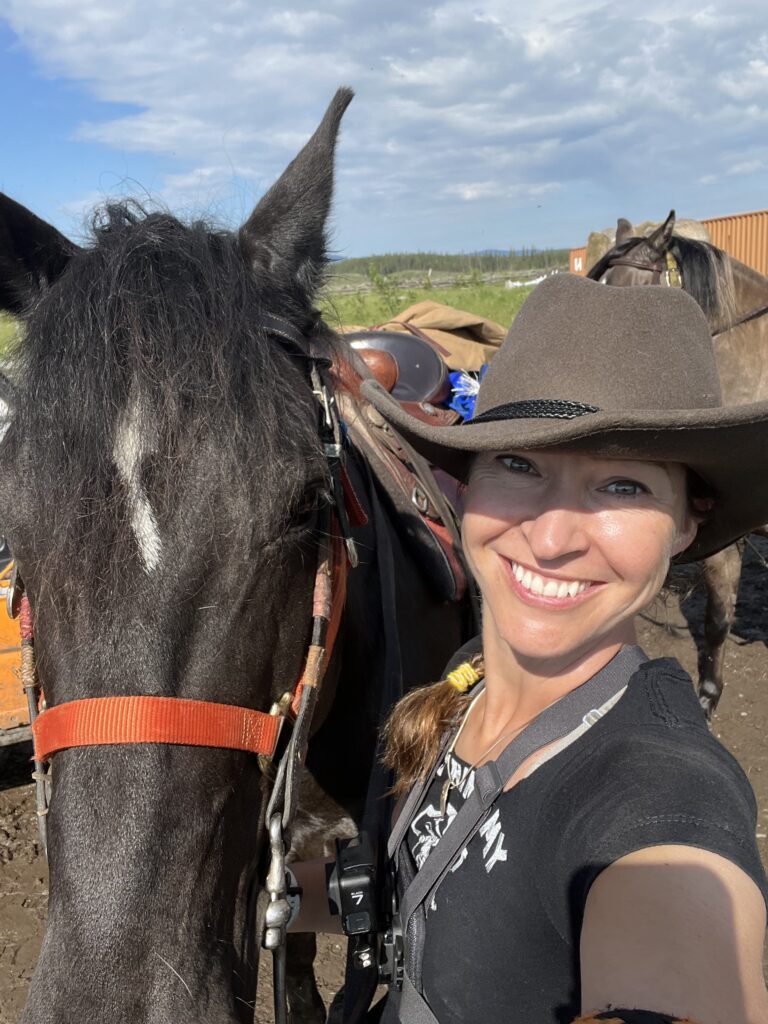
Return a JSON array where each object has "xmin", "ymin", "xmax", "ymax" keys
[{"xmin": 589, "ymin": 211, "xmax": 768, "ymax": 715}]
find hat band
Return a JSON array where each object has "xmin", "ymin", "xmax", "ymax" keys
[{"xmin": 470, "ymin": 399, "xmax": 601, "ymax": 423}]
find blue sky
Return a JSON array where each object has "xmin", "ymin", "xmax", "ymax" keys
[{"xmin": 1, "ymin": 2, "xmax": 767, "ymax": 256}]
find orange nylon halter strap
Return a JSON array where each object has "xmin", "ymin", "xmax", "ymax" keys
[
  {"xmin": 31, "ymin": 518, "xmax": 350, "ymax": 765},
  {"xmin": 32, "ymin": 695, "xmax": 282, "ymax": 761}
]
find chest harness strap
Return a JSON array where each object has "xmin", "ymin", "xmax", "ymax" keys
[{"xmin": 386, "ymin": 645, "xmax": 647, "ymax": 1024}]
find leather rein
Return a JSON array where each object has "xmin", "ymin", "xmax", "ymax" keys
[
  {"xmin": 18, "ymin": 313, "xmax": 363, "ymax": 1024},
  {"xmin": 599, "ymin": 248, "xmax": 768, "ymax": 337}
]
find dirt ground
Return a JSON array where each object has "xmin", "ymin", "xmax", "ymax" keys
[{"xmin": 1, "ymin": 542, "xmax": 767, "ymax": 1023}]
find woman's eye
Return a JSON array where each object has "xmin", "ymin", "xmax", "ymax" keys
[
  {"xmin": 603, "ymin": 479, "xmax": 648, "ymax": 497},
  {"xmin": 499, "ymin": 455, "xmax": 535, "ymax": 474}
]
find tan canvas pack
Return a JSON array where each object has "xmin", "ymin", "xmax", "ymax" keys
[{"xmin": 343, "ymin": 299, "xmax": 505, "ymax": 371}]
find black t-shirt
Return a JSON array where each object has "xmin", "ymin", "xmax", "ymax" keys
[{"xmin": 395, "ymin": 652, "xmax": 768, "ymax": 1024}]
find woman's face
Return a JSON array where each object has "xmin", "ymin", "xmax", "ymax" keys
[{"xmin": 462, "ymin": 450, "xmax": 698, "ymax": 665}]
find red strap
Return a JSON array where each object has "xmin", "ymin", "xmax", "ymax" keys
[
  {"xmin": 31, "ymin": 518, "xmax": 350, "ymax": 762},
  {"xmin": 341, "ymin": 466, "xmax": 368, "ymax": 527},
  {"xmin": 32, "ymin": 695, "xmax": 281, "ymax": 762}
]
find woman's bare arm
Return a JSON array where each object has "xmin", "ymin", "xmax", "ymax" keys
[
  {"xmin": 580, "ymin": 845, "xmax": 768, "ymax": 1024},
  {"xmin": 288, "ymin": 857, "xmax": 343, "ymax": 934}
]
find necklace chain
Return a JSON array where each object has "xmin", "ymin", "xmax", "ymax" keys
[{"xmin": 438, "ymin": 693, "xmax": 542, "ymax": 817}]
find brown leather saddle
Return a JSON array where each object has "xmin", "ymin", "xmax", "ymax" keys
[
  {"xmin": 343, "ymin": 331, "xmax": 460, "ymax": 429},
  {"xmin": 332, "ymin": 348, "xmax": 469, "ymax": 605},
  {"xmin": 346, "ymin": 330, "xmax": 450, "ymax": 405}
]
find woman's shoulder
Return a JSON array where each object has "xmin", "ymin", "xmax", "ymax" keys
[
  {"xmin": 593, "ymin": 655, "xmax": 754, "ymax": 790},
  {"xmin": 544, "ymin": 655, "xmax": 757, "ymax": 819},
  {"xmin": 532, "ymin": 656, "xmax": 767, "ymax": 918}
]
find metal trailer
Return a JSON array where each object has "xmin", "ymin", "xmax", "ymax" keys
[{"xmin": 0, "ymin": 549, "xmax": 28, "ymax": 750}]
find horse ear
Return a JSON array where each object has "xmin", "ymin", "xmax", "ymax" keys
[
  {"xmin": 0, "ymin": 193, "xmax": 78, "ymax": 315},
  {"xmin": 647, "ymin": 209, "xmax": 676, "ymax": 253},
  {"xmin": 239, "ymin": 88, "xmax": 354, "ymax": 300},
  {"xmin": 615, "ymin": 218, "xmax": 634, "ymax": 245}
]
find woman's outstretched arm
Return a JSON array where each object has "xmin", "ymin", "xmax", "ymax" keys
[
  {"xmin": 580, "ymin": 845, "xmax": 768, "ymax": 1024},
  {"xmin": 287, "ymin": 857, "xmax": 343, "ymax": 934}
]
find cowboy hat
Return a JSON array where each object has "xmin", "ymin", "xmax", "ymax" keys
[{"xmin": 361, "ymin": 273, "xmax": 768, "ymax": 562}]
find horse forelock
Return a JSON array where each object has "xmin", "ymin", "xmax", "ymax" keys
[
  {"xmin": 3, "ymin": 201, "xmax": 333, "ymax": 604},
  {"xmin": 585, "ymin": 238, "xmax": 639, "ymax": 282}
]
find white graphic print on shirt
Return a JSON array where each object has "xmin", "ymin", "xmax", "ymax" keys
[
  {"xmin": 409, "ymin": 753, "xmax": 507, "ymax": 912},
  {"xmin": 407, "ymin": 687, "xmax": 629, "ymax": 914}
]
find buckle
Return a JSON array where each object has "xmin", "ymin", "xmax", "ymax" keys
[
  {"xmin": 258, "ymin": 692, "xmax": 294, "ymax": 775},
  {"xmin": 0, "ymin": 562, "xmax": 24, "ymax": 619}
]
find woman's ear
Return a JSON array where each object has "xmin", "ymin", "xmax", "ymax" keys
[{"xmin": 671, "ymin": 514, "xmax": 699, "ymax": 557}]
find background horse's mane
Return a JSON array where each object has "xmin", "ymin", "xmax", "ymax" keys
[
  {"xmin": 668, "ymin": 234, "xmax": 736, "ymax": 329},
  {"xmin": 590, "ymin": 232, "xmax": 736, "ymax": 329},
  {"xmin": 6, "ymin": 201, "xmax": 335, "ymax": 599}
]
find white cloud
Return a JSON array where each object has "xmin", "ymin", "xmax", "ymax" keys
[
  {"xmin": 719, "ymin": 57, "xmax": 768, "ymax": 99},
  {"xmin": 728, "ymin": 159, "xmax": 764, "ymax": 176},
  {"xmin": 444, "ymin": 181, "xmax": 561, "ymax": 202},
  {"xmin": 263, "ymin": 10, "xmax": 342, "ymax": 38}
]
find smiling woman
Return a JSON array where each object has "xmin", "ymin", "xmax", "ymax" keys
[
  {"xmin": 349, "ymin": 274, "xmax": 768, "ymax": 1024},
  {"xmin": 462, "ymin": 450, "xmax": 696, "ymax": 666}
]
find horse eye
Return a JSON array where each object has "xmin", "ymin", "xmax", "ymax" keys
[{"xmin": 293, "ymin": 487, "xmax": 329, "ymax": 526}]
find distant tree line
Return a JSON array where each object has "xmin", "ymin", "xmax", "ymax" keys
[{"xmin": 330, "ymin": 248, "xmax": 569, "ymax": 276}]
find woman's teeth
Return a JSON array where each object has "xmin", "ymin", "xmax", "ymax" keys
[{"xmin": 510, "ymin": 560, "xmax": 591, "ymax": 599}]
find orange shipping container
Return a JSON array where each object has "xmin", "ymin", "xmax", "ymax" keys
[
  {"xmin": 701, "ymin": 210, "xmax": 768, "ymax": 277},
  {"xmin": 0, "ymin": 560, "xmax": 27, "ymax": 744},
  {"xmin": 570, "ymin": 247, "xmax": 587, "ymax": 276}
]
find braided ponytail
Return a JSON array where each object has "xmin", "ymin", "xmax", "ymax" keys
[{"xmin": 381, "ymin": 653, "xmax": 484, "ymax": 796}]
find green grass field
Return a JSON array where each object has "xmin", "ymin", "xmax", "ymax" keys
[
  {"xmin": 0, "ymin": 280, "xmax": 535, "ymax": 359},
  {"xmin": 320, "ymin": 280, "xmax": 533, "ymax": 331}
]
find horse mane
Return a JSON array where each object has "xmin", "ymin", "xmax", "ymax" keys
[
  {"xmin": 588, "ymin": 232, "xmax": 737, "ymax": 332},
  {"xmin": 667, "ymin": 235, "xmax": 736, "ymax": 330},
  {"xmin": 5, "ymin": 201, "xmax": 336, "ymax": 600}
]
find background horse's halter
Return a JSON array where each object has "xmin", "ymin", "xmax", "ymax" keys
[
  {"xmin": 599, "ymin": 248, "xmax": 682, "ymax": 288},
  {"xmin": 17, "ymin": 314, "xmax": 362, "ymax": 1024},
  {"xmin": 599, "ymin": 247, "xmax": 768, "ymax": 337}
]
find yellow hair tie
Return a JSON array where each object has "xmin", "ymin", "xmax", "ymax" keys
[{"xmin": 446, "ymin": 661, "xmax": 481, "ymax": 693}]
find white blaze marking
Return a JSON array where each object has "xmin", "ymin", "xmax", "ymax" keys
[{"xmin": 113, "ymin": 396, "xmax": 161, "ymax": 573}]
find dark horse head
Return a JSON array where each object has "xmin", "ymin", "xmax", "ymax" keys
[{"xmin": 0, "ymin": 89, "xmax": 353, "ymax": 1023}]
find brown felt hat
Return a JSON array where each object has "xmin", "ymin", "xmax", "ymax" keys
[{"xmin": 361, "ymin": 273, "xmax": 768, "ymax": 563}]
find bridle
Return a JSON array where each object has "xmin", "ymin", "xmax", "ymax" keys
[
  {"xmin": 595, "ymin": 245, "xmax": 768, "ymax": 338},
  {"xmin": 595, "ymin": 248, "xmax": 683, "ymax": 288},
  {"xmin": 14, "ymin": 313, "xmax": 363, "ymax": 1024}
]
